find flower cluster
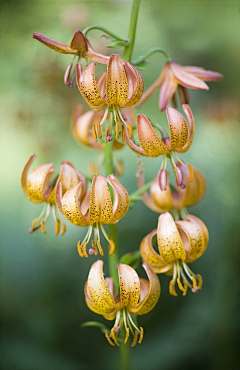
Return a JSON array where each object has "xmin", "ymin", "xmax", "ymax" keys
[{"xmin": 22, "ymin": 19, "xmax": 222, "ymax": 349}]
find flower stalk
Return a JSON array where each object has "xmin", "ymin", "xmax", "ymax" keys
[{"xmin": 123, "ymin": 0, "xmax": 141, "ymax": 61}]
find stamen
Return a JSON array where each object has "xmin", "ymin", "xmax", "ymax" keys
[
  {"xmin": 110, "ymin": 327, "xmax": 120, "ymax": 346},
  {"xmin": 77, "ymin": 241, "xmax": 84, "ymax": 257},
  {"xmin": 183, "ymin": 281, "xmax": 189, "ymax": 296},
  {"xmin": 82, "ymin": 242, "xmax": 89, "ymax": 258},
  {"xmin": 40, "ymin": 220, "xmax": 46, "ymax": 233},
  {"xmin": 138, "ymin": 327, "xmax": 144, "ymax": 344},
  {"xmin": 109, "ymin": 238, "xmax": 115, "ymax": 255},
  {"xmin": 177, "ymin": 277, "xmax": 186, "ymax": 294},
  {"xmin": 131, "ymin": 331, "xmax": 139, "ymax": 347},
  {"xmin": 32, "ymin": 219, "xmax": 38, "ymax": 228},
  {"xmin": 97, "ymin": 122, "xmax": 102, "ymax": 139},
  {"xmin": 121, "ymin": 127, "xmax": 125, "ymax": 142},
  {"xmin": 197, "ymin": 274, "xmax": 203, "ymax": 289},
  {"xmin": 115, "ymin": 121, "xmax": 119, "ymax": 139},
  {"xmin": 105, "ymin": 127, "xmax": 110, "ymax": 142},
  {"xmin": 97, "ymin": 240, "xmax": 104, "ymax": 256},
  {"xmin": 60, "ymin": 222, "xmax": 66, "ymax": 236},
  {"xmin": 92, "ymin": 125, "xmax": 98, "ymax": 142},
  {"xmin": 174, "ymin": 166, "xmax": 183, "ymax": 187},
  {"xmin": 169, "ymin": 280, "xmax": 178, "ymax": 297},
  {"xmin": 124, "ymin": 328, "xmax": 130, "ymax": 344},
  {"xmin": 55, "ymin": 220, "xmax": 60, "ymax": 236},
  {"xmin": 127, "ymin": 123, "xmax": 133, "ymax": 139},
  {"xmin": 188, "ymin": 164, "xmax": 194, "ymax": 182},
  {"xmin": 105, "ymin": 331, "xmax": 115, "ymax": 346},
  {"xmin": 99, "ymin": 108, "xmax": 109, "ymax": 128}
]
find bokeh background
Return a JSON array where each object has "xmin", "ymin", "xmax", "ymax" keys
[{"xmin": 1, "ymin": 0, "xmax": 240, "ymax": 369}]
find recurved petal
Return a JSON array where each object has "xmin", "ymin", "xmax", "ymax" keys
[
  {"xmin": 129, "ymin": 263, "xmax": 160, "ymax": 315},
  {"xmin": 149, "ymin": 176, "xmax": 174, "ymax": 211},
  {"xmin": 118, "ymin": 264, "xmax": 140, "ymax": 309},
  {"xmin": 107, "ymin": 175, "xmax": 129, "ymax": 223},
  {"xmin": 125, "ymin": 126, "xmax": 148, "ymax": 156},
  {"xmin": 176, "ymin": 220, "xmax": 205, "ymax": 262},
  {"xmin": 70, "ymin": 30, "xmax": 88, "ymax": 52},
  {"xmin": 76, "ymin": 63, "xmax": 106, "ymax": 111},
  {"xmin": 140, "ymin": 229, "xmax": 172, "ymax": 272},
  {"xmin": 170, "ymin": 61, "xmax": 209, "ymax": 90},
  {"xmin": 106, "ymin": 54, "xmax": 129, "ymax": 107},
  {"xmin": 60, "ymin": 183, "xmax": 89, "ymax": 226},
  {"xmin": 89, "ymin": 175, "xmax": 113, "ymax": 225},
  {"xmin": 33, "ymin": 32, "xmax": 76, "ymax": 54},
  {"xmin": 166, "ymin": 106, "xmax": 188, "ymax": 150},
  {"xmin": 159, "ymin": 63, "xmax": 178, "ymax": 111},
  {"xmin": 174, "ymin": 104, "xmax": 195, "ymax": 153},
  {"xmin": 182, "ymin": 66, "xmax": 223, "ymax": 81},
  {"xmin": 87, "ymin": 260, "xmax": 116, "ymax": 313},
  {"xmin": 157, "ymin": 212, "xmax": 186, "ymax": 263},
  {"xmin": 124, "ymin": 61, "xmax": 144, "ymax": 107},
  {"xmin": 137, "ymin": 114, "xmax": 169, "ymax": 156},
  {"xmin": 186, "ymin": 215, "xmax": 209, "ymax": 251}
]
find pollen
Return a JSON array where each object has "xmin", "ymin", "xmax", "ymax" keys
[
  {"xmin": 97, "ymin": 240, "xmax": 104, "ymax": 256},
  {"xmin": 109, "ymin": 238, "xmax": 115, "ymax": 255},
  {"xmin": 60, "ymin": 222, "xmax": 66, "ymax": 236},
  {"xmin": 131, "ymin": 331, "xmax": 138, "ymax": 347},
  {"xmin": 121, "ymin": 127, "xmax": 125, "ymax": 142},
  {"xmin": 111, "ymin": 327, "xmax": 120, "ymax": 346},
  {"xmin": 40, "ymin": 220, "xmax": 46, "ymax": 233},
  {"xmin": 115, "ymin": 121, "xmax": 119, "ymax": 139},
  {"xmin": 188, "ymin": 164, "xmax": 194, "ymax": 182},
  {"xmin": 127, "ymin": 123, "xmax": 133, "ymax": 139},
  {"xmin": 138, "ymin": 327, "xmax": 144, "ymax": 344},
  {"xmin": 124, "ymin": 327, "xmax": 130, "ymax": 344},
  {"xmin": 105, "ymin": 331, "xmax": 115, "ymax": 346},
  {"xmin": 97, "ymin": 122, "xmax": 102, "ymax": 139},
  {"xmin": 92, "ymin": 125, "xmax": 98, "ymax": 142},
  {"xmin": 77, "ymin": 241, "xmax": 84, "ymax": 257},
  {"xmin": 55, "ymin": 220, "xmax": 60, "ymax": 236}
]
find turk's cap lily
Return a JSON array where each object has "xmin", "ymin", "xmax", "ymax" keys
[
  {"xmin": 33, "ymin": 29, "xmax": 109, "ymax": 64},
  {"xmin": 76, "ymin": 54, "xmax": 144, "ymax": 111},
  {"xmin": 140, "ymin": 212, "xmax": 208, "ymax": 296},
  {"xmin": 84, "ymin": 260, "xmax": 160, "ymax": 346},
  {"xmin": 126, "ymin": 104, "xmax": 194, "ymax": 158},
  {"xmin": 136, "ymin": 60, "xmax": 222, "ymax": 111},
  {"xmin": 141, "ymin": 163, "xmax": 206, "ymax": 213}
]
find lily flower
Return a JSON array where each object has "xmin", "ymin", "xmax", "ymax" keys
[
  {"xmin": 76, "ymin": 54, "xmax": 144, "ymax": 141},
  {"xmin": 33, "ymin": 30, "xmax": 109, "ymax": 87},
  {"xmin": 21, "ymin": 154, "xmax": 86, "ymax": 235},
  {"xmin": 84, "ymin": 260, "xmax": 160, "ymax": 346},
  {"xmin": 56, "ymin": 174, "xmax": 129, "ymax": 257},
  {"xmin": 126, "ymin": 104, "xmax": 194, "ymax": 187},
  {"xmin": 136, "ymin": 60, "xmax": 222, "ymax": 111},
  {"xmin": 140, "ymin": 212, "xmax": 209, "ymax": 296},
  {"xmin": 139, "ymin": 162, "xmax": 206, "ymax": 214}
]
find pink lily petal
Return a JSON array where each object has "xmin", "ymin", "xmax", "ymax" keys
[
  {"xmin": 170, "ymin": 61, "xmax": 209, "ymax": 90},
  {"xmin": 33, "ymin": 32, "xmax": 76, "ymax": 54}
]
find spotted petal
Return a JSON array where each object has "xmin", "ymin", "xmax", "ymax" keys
[
  {"xmin": 137, "ymin": 114, "xmax": 169, "ymax": 157},
  {"xmin": 86, "ymin": 260, "xmax": 116, "ymax": 314},
  {"xmin": 166, "ymin": 106, "xmax": 188, "ymax": 150},
  {"xmin": 174, "ymin": 104, "xmax": 195, "ymax": 153},
  {"xmin": 70, "ymin": 30, "xmax": 88, "ymax": 52},
  {"xmin": 118, "ymin": 264, "xmax": 140, "ymax": 309},
  {"xmin": 107, "ymin": 175, "xmax": 129, "ymax": 223},
  {"xmin": 129, "ymin": 263, "xmax": 161, "ymax": 315},
  {"xmin": 124, "ymin": 61, "xmax": 144, "ymax": 107},
  {"xmin": 176, "ymin": 220, "xmax": 205, "ymax": 262},
  {"xmin": 157, "ymin": 212, "xmax": 186, "ymax": 263},
  {"xmin": 106, "ymin": 54, "xmax": 129, "ymax": 107},
  {"xmin": 186, "ymin": 215, "xmax": 209, "ymax": 252},
  {"xmin": 89, "ymin": 175, "xmax": 113, "ymax": 225},
  {"xmin": 149, "ymin": 176, "xmax": 174, "ymax": 212}
]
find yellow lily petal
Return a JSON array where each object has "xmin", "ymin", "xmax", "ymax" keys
[
  {"xmin": 60, "ymin": 183, "xmax": 89, "ymax": 226},
  {"xmin": 166, "ymin": 106, "xmax": 188, "ymax": 150},
  {"xmin": 118, "ymin": 264, "xmax": 140, "ymax": 309},
  {"xmin": 33, "ymin": 32, "xmax": 77, "ymax": 54},
  {"xmin": 137, "ymin": 114, "xmax": 169, "ymax": 157},
  {"xmin": 76, "ymin": 63, "xmax": 106, "ymax": 111},
  {"xmin": 157, "ymin": 212, "xmax": 186, "ymax": 262},
  {"xmin": 21, "ymin": 154, "xmax": 40, "ymax": 202},
  {"xmin": 89, "ymin": 175, "xmax": 113, "ymax": 225},
  {"xmin": 106, "ymin": 54, "xmax": 129, "ymax": 107},
  {"xmin": 87, "ymin": 260, "xmax": 116, "ymax": 313},
  {"xmin": 176, "ymin": 220, "xmax": 205, "ymax": 262},
  {"xmin": 124, "ymin": 61, "xmax": 144, "ymax": 107},
  {"xmin": 107, "ymin": 175, "xmax": 130, "ymax": 223},
  {"xmin": 175, "ymin": 104, "xmax": 195, "ymax": 153},
  {"xmin": 149, "ymin": 176, "xmax": 174, "ymax": 211},
  {"xmin": 187, "ymin": 215, "xmax": 209, "ymax": 251},
  {"xmin": 69, "ymin": 30, "xmax": 88, "ymax": 52},
  {"xmin": 129, "ymin": 263, "xmax": 160, "ymax": 315},
  {"xmin": 140, "ymin": 230, "xmax": 172, "ymax": 272}
]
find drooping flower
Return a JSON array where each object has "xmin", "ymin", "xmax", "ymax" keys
[
  {"xmin": 21, "ymin": 154, "xmax": 86, "ymax": 235},
  {"xmin": 139, "ymin": 162, "xmax": 206, "ymax": 214},
  {"xmin": 76, "ymin": 54, "xmax": 144, "ymax": 141},
  {"xmin": 126, "ymin": 104, "xmax": 194, "ymax": 187},
  {"xmin": 84, "ymin": 260, "xmax": 160, "ymax": 346},
  {"xmin": 136, "ymin": 60, "xmax": 222, "ymax": 111},
  {"xmin": 140, "ymin": 212, "xmax": 209, "ymax": 296},
  {"xmin": 33, "ymin": 30, "xmax": 109, "ymax": 87},
  {"xmin": 56, "ymin": 174, "xmax": 129, "ymax": 257}
]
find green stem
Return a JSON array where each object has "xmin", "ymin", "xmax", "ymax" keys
[
  {"xmin": 123, "ymin": 0, "xmax": 141, "ymax": 61},
  {"xmin": 129, "ymin": 181, "xmax": 152, "ymax": 203},
  {"xmin": 104, "ymin": 141, "xmax": 119, "ymax": 290},
  {"xmin": 120, "ymin": 341, "xmax": 130, "ymax": 370},
  {"xmin": 132, "ymin": 47, "xmax": 172, "ymax": 65},
  {"xmin": 83, "ymin": 25, "xmax": 127, "ymax": 42}
]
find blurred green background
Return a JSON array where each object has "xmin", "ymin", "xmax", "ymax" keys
[{"xmin": 1, "ymin": 0, "xmax": 240, "ymax": 369}]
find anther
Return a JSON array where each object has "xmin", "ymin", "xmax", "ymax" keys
[
  {"xmin": 32, "ymin": 219, "xmax": 38, "ymax": 228},
  {"xmin": 97, "ymin": 240, "xmax": 104, "ymax": 256},
  {"xmin": 169, "ymin": 280, "xmax": 178, "ymax": 297},
  {"xmin": 115, "ymin": 121, "xmax": 119, "ymax": 139},
  {"xmin": 138, "ymin": 327, "xmax": 144, "ymax": 344},
  {"xmin": 191, "ymin": 276, "xmax": 197, "ymax": 288},
  {"xmin": 197, "ymin": 274, "xmax": 203, "ymax": 289},
  {"xmin": 188, "ymin": 164, "xmax": 194, "ymax": 182},
  {"xmin": 124, "ymin": 328, "xmax": 130, "ymax": 344},
  {"xmin": 111, "ymin": 327, "xmax": 120, "ymax": 346},
  {"xmin": 127, "ymin": 123, "xmax": 133, "ymax": 139},
  {"xmin": 55, "ymin": 220, "xmax": 60, "ymax": 236},
  {"xmin": 92, "ymin": 125, "xmax": 98, "ymax": 142},
  {"xmin": 40, "ymin": 220, "xmax": 46, "ymax": 233},
  {"xmin": 82, "ymin": 242, "xmax": 89, "ymax": 258},
  {"xmin": 97, "ymin": 122, "xmax": 102, "ymax": 139},
  {"xmin": 105, "ymin": 331, "xmax": 115, "ymax": 346},
  {"xmin": 60, "ymin": 222, "xmax": 66, "ymax": 236},
  {"xmin": 109, "ymin": 238, "xmax": 115, "ymax": 255},
  {"xmin": 131, "ymin": 331, "xmax": 139, "ymax": 347},
  {"xmin": 77, "ymin": 241, "xmax": 84, "ymax": 257},
  {"xmin": 183, "ymin": 281, "xmax": 188, "ymax": 296},
  {"xmin": 121, "ymin": 127, "xmax": 125, "ymax": 142},
  {"xmin": 177, "ymin": 277, "xmax": 185, "ymax": 294}
]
